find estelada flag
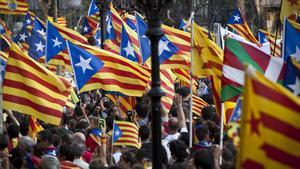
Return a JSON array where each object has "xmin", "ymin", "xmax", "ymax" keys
[{"xmin": 237, "ymin": 66, "xmax": 300, "ymax": 169}]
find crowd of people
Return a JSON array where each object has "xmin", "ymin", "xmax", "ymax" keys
[{"xmin": 0, "ymin": 79, "xmax": 237, "ymax": 169}]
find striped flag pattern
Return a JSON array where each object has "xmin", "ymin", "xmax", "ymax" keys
[
  {"xmin": 192, "ymin": 95, "xmax": 209, "ymax": 116},
  {"xmin": 75, "ymin": 43, "xmax": 151, "ymax": 97},
  {"xmin": 106, "ymin": 94, "xmax": 137, "ymax": 117},
  {"xmin": 113, "ymin": 120, "xmax": 140, "ymax": 148},
  {"xmin": 173, "ymin": 69, "xmax": 198, "ymax": 91},
  {"xmin": 238, "ymin": 67, "xmax": 300, "ymax": 169},
  {"xmin": 160, "ymin": 69, "xmax": 177, "ymax": 113},
  {"xmin": 28, "ymin": 116, "xmax": 43, "ymax": 138},
  {"xmin": 0, "ymin": 0, "xmax": 28, "ymax": 15},
  {"xmin": 3, "ymin": 43, "xmax": 71, "ymax": 125},
  {"xmin": 48, "ymin": 16, "xmax": 68, "ymax": 27}
]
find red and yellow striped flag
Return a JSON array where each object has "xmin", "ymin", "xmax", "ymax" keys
[
  {"xmin": 48, "ymin": 16, "xmax": 68, "ymax": 27},
  {"xmin": 28, "ymin": 116, "xmax": 44, "ymax": 138},
  {"xmin": 3, "ymin": 43, "xmax": 71, "ymax": 125},
  {"xmin": 192, "ymin": 95, "xmax": 209, "ymax": 116},
  {"xmin": 259, "ymin": 29, "xmax": 281, "ymax": 57},
  {"xmin": 237, "ymin": 67, "xmax": 300, "ymax": 169},
  {"xmin": 0, "ymin": 0, "xmax": 28, "ymax": 15},
  {"xmin": 113, "ymin": 120, "xmax": 140, "ymax": 148},
  {"xmin": 106, "ymin": 94, "xmax": 137, "ymax": 117}
]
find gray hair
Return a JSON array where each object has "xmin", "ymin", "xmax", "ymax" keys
[
  {"xmin": 17, "ymin": 136, "xmax": 34, "ymax": 153},
  {"xmin": 39, "ymin": 155, "xmax": 60, "ymax": 169},
  {"xmin": 71, "ymin": 142, "xmax": 86, "ymax": 158},
  {"xmin": 72, "ymin": 132, "xmax": 86, "ymax": 144}
]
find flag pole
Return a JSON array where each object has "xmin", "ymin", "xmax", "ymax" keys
[
  {"xmin": 111, "ymin": 120, "xmax": 115, "ymax": 164},
  {"xmin": 272, "ymin": 0, "xmax": 283, "ymax": 56},
  {"xmin": 189, "ymin": 11, "xmax": 195, "ymax": 148},
  {"xmin": 0, "ymin": 56, "xmax": 3, "ymax": 134},
  {"xmin": 219, "ymin": 102, "xmax": 225, "ymax": 165}
]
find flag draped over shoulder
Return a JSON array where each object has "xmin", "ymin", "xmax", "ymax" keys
[
  {"xmin": 3, "ymin": 43, "xmax": 71, "ymax": 125},
  {"xmin": 237, "ymin": 67, "xmax": 300, "ymax": 169},
  {"xmin": 280, "ymin": 0, "xmax": 300, "ymax": 22},
  {"xmin": 0, "ymin": 0, "xmax": 28, "ymax": 15},
  {"xmin": 112, "ymin": 120, "xmax": 140, "ymax": 148},
  {"xmin": 221, "ymin": 38, "xmax": 285, "ymax": 102}
]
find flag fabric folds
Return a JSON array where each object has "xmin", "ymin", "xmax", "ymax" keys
[
  {"xmin": 68, "ymin": 42, "xmax": 151, "ymax": 97},
  {"xmin": 227, "ymin": 8, "xmax": 260, "ymax": 46},
  {"xmin": 280, "ymin": 0, "xmax": 300, "ymax": 22},
  {"xmin": 28, "ymin": 116, "xmax": 44, "ymax": 138},
  {"xmin": 283, "ymin": 19, "xmax": 300, "ymax": 96},
  {"xmin": 258, "ymin": 29, "xmax": 281, "ymax": 57},
  {"xmin": 3, "ymin": 43, "xmax": 71, "ymax": 125},
  {"xmin": 221, "ymin": 38, "xmax": 285, "ymax": 102},
  {"xmin": 237, "ymin": 66, "xmax": 300, "ymax": 169},
  {"xmin": 112, "ymin": 120, "xmax": 140, "ymax": 148},
  {"xmin": 0, "ymin": 19, "xmax": 11, "ymax": 35},
  {"xmin": 0, "ymin": 0, "xmax": 28, "ymax": 15},
  {"xmin": 192, "ymin": 95, "xmax": 209, "ymax": 116}
]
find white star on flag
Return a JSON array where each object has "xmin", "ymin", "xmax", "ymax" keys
[
  {"xmin": 75, "ymin": 55, "xmax": 93, "ymax": 74},
  {"xmin": 26, "ymin": 18, "xmax": 31, "ymax": 24},
  {"xmin": 19, "ymin": 33, "xmax": 28, "ymax": 42},
  {"xmin": 0, "ymin": 64, "xmax": 5, "ymax": 73},
  {"xmin": 96, "ymin": 38, "xmax": 101, "ymax": 45},
  {"xmin": 124, "ymin": 41, "xmax": 135, "ymax": 57},
  {"xmin": 107, "ymin": 23, "xmax": 112, "ymax": 33},
  {"xmin": 35, "ymin": 41, "xmax": 45, "ymax": 52},
  {"xmin": 83, "ymin": 26, "xmax": 89, "ymax": 32},
  {"xmin": 115, "ymin": 130, "xmax": 120, "ymax": 136},
  {"xmin": 159, "ymin": 39, "xmax": 171, "ymax": 56},
  {"xmin": 263, "ymin": 37, "xmax": 268, "ymax": 43},
  {"xmin": 291, "ymin": 46, "xmax": 300, "ymax": 63},
  {"xmin": 233, "ymin": 15, "xmax": 241, "ymax": 22},
  {"xmin": 37, "ymin": 29, "xmax": 46, "ymax": 37},
  {"xmin": 52, "ymin": 37, "xmax": 63, "ymax": 48},
  {"xmin": 288, "ymin": 77, "xmax": 300, "ymax": 96}
]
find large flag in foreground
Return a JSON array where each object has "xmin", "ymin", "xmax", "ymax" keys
[
  {"xmin": 221, "ymin": 38, "xmax": 285, "ymax": 101},
  {"xmin": 112, "ymin": 120, "xmax": 140, "ymax": 148},
  {"xmin": 0, "ymin": 0, "xmax": 28, "ymax": 15},
  {"xmin": 237, "ymin": 66, "xmax": 300, "ymax": 169},
  {"xmin": 3, "ymin": 43, "xmax": 71, "ymax": 125}
]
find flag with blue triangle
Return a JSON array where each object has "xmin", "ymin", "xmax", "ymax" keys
[
  {"xmin": 66, "ymin": 41, "xmax": 104, "ymax": 90},
  {"xmin": 28, "ymin": 30, "xmax": 45, "ymax": 60},
  {"xmin": 135, "ymin": 14, "xmax": 151, "ymax": 63},
  {"xmin": 120, "ymin": 24, "xmax": 139, "ymax": 62},
  {"xmin": 94, "ymin": 26, "xmax": 101, "ymax": 47},
  {"xmin": 283, "ymin": 19, "xmax": 300, "ymax": 96},
  {"xmin": 14, "ymin": 27, "xmax": 30, "ymax": 44},
  {"xmin": 23, "ymin": 12, "xmax": 33, "ymax": 28},
  {"xmin": 229, "ymin": 97, "xmax": 242, "ymax": 122},
  {"xmin": 46, "ymin": 21, "xmax": 67, "ymax": 63},
  {"xmin": 159, "ymin": 36, "xmax": 179, "ymax": 64},
  {"xmin": 88, "ymin": 0, "xmax": 99, "ymax": 16},
  {"xmin": 258, "ymin": 31, "xmax": 268, "ymax": 44},
  {"xmin": 33, "ymin": 18, "xmax": 46, "ymax": 37},
  {"xmin": 0, "ymin": 57, "xmax": 6, "ymax": 82}
]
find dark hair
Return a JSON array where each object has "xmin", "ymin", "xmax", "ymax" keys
[
  {"xmin": 0, "ymin": 134, "xmax": 8, "ymax": 151},
  {"xmin": 61, "ymin": 133, "xmax": 73, "ymax": 145},
  {"xmin": 106, "ymin": 116, "xmax": 114, "ymax": 130},
  {"xmin": 58, "ymin": 144, "xmax": 74, "ymax": 161},
  {"xmin": 121, "ymin": 151, "xmax": 137, "ymax": 167},
  {"xmin": 9, "ymin": 148, "xmax": 26, "ymax": 169},
  {"xmin": 136, "ymin": 148, "xmax": 152, "ymax": 162},
  {"xmin": 139, "ymin": 125, "xmax": 150, "ymax": 141},
  {"xmin": 201, "ymin": 105, "xmax": 215, "ymax": 121},
  {"xmin": 193, "ymin": 149, "xmax": 214, "ymax": 169},
  {"xmin": 53, "ymin": 134, "xmax": 61, "ymax": 147},
  {"xmin": 169, "ymin": 140, "xmax": 188, "ymax": 162},
  {"xmin": 176, "ymin": 87, "xmax": 190, "ymax": 97},
  {"xmin": 19, "ymin": 120, "xmax": 29, "ymax": 136},
  {"xmin": 74, "ymin": 105, "xmax": 84, "ymax": 118},
  {"xmin": 38, "ymin": 130, "xmax": 54, "ymax": 145},
  {"xmin": 7, "ymin": 123, "xmax": 20, "ymax": 139},
  {"xmin": 71, "ymin": 143, "xmax": 85, "ymax": 158},
  {"xmin": 89, "ymin": 158, "xmax": 106, "ymax": 169},
  {"xmin": 76, "ymin": 120, "xmax": 90, "ymax": 130},
  {"xmin": 195, "ymin": 125, "xmax": 209, "ymax": 141},
  {"xmin": 201, "ymin": 94, "xmax": 214, "ymax": 105},
  {"xmin": 135, "ymin": 102, "xmax": 148, "ymax": 119},
  {"xmin": 178, "ymin": 132, "xmax": 189, "ymax": 148}
]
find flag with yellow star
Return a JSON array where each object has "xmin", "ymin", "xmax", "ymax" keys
[
  {"xmin": 237, "ymin": 66, "xmax": 300, "ymax": 169},
  {"xmin": 280, "ymin": 0, "xmax": 300, "ymax": 22}
]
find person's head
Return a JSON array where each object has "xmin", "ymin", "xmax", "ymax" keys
[
  {"xmin": 169, "ymin": 140, "xmax": 188, "ymax": 162},
  {"xmin": 193, "ymin": 149, "xmax": 214, "ymax": 169},
  {"xmin": 110, "ymin": 105, "xmax": 120, "ymax": 119},
  {"xmin": 9, "ymin": 147, "xmax": 26, "ymax": 169},
  {"xmin": 7, "ymin": 123, "xmax": 20, "ymax": 139},
  {"xmin": 139, "ymin": 125, "xmax": 150, "ymax": 142},
  {"xmin": 168, "ymin": 117, "xmax": 180, "ymax": 134},
  {"xmin": 135, "ymin": 102, "xmax": 148, "ymax": 119},
  {"xmin": 201, "ymin": 106, "xmax": 215, "ymax": 121},
  {"xmin": 67, "ymin": 118, "xmax": 77, "ymax": 131},
  {"xmin": 71, "ymin": 142, "xmax": 85, "ymax": 158},
  {"xmin": 118, "ymin": 151, "xmax": 137, "ymax": 169},
  {"xmin": 74, "ymin": 104, "xmax": 85, "ymax": 119},
  {"xmin": 57, "ymin": 144, "xmax": 74, "ymax": 161},
  {"xmin": 72, "ymin": 132, "xmax": 86, "ymax": 144},
  {"xmin": 61, "ymin": 133, "xmax": 72, "ymax": 146},
  {"xmin": 106, "ymin": 116, "xmax": 114, "ymax": 130},
  {"xmin": 17, "ymin": 136, "xmax": 34, "ymax": 153},
  {"xmin": 0, "ymin": 133, "xmax": 9, "ymax": 151},
  {"xmin": 39, "ymin": 155, "xmax": 60, "ymax": 169},
  {"xmin": 90, "ymin": 116, "xmax": 100, "ymax": 129},
  {"xmin": 37, "ymin": 130, "xmax": 54, "ymax": 150},
  {"xmin": 89, "ymin": 158, "xmax": 106, "ymax": 169},
  {"xmin": 178, "ymin": 132, "xmax": 189, "ymax": 148},
  {"xmin": 195, "ymin": 125, "xmax": 209, "ymax": 142},
  {"xmin": 76, "ymin": 119, "xmax": 90, "ymax": 130},
  {"xmin": 176, "ymin": 87, "xmax": 190, "ymax": 99},
  {"xmin": 19, "ymin": 120, "xmax": 29, "ymax": 136},
  {"xmin": 200, "ymin": 94, "xmax": 214, "ymax": 105}
]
